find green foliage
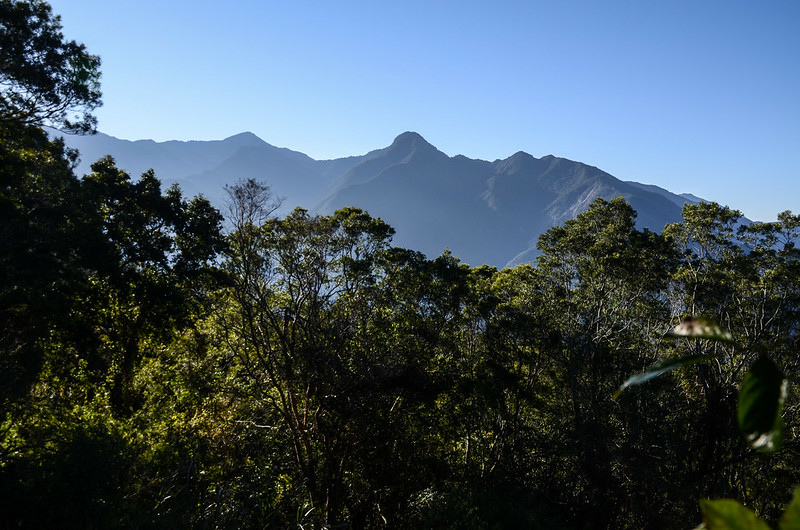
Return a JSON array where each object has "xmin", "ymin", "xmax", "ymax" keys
[
  {"xmin": 695, "ymin": 488, "xmax": 800, "ymax": 530},
  {"xmin": 781, "ymin": 489, "xmax": 800, "ymax": 530},
  {"xmin": 4, "ymin": 117, "xmax": 799, "ymax": 527},
  {"xmin": 616, "ymin": 315, "xmax": 790, "ymax": 454},
  {"xmin": 699, "ymin": 498, "xmax": 772, "ymax": 530},
  {"xmin": 4, "ymin": 13, "xmax": 800, "ymax": 521},
  {"xmin": 0, "ymin": 119, "xmax": 225, "ymax": 525},
  {"xmin": 0, "ymin": 0, "xmax": 102, "ymax": 132},
  {"xmin": 737, "ymin": 356, "xmax": 787, "ymax": 453}
]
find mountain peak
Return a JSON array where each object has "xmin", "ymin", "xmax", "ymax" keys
[
  {"xmin": 383, "ymin": 131, "xmax": 448, "ymax": 164},
  {"xmin": 494, "ymin": 150, "xmax": 538, "ymax": 175},
  {"xmin": 508, "ymin": 150, "xmax": 535, "ymax": 161},
  {"xmin": 394, "ymin": 131, "xmax": 425, "ymax": 141},
  {"xmin": 389, "ymin": 131, "xmax": 433, "ymax": 150},
  {"xmin": 55, "ymin": 128, "xmax": 703, "ymax": 268},
  {"xmin": 222, "ymin": 131, "xmax": 265, "ymax": 146}
]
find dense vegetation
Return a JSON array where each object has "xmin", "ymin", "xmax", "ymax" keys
[{"xmin": 2, "ymin": 2, "xmax": 800, "ymax": 528}]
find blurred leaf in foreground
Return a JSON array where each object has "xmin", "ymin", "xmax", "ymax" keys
[
  {"xmin": 666, "ymin": 316, "xmax": 734, "ymax": 343},
  {"xmin": 613, "ymin": 354, "xmax": 710, "ymax": 400},
  {"xmin": 699, "ymin": 498, "xmax": 771, "ymax": 530},
  {"xmin": 780, "ymin": 488, "xmax": 800, "ymax": 530},
  {"xmin": 738, "ymin": 356, "xmax": 787, "ymax": 453}
]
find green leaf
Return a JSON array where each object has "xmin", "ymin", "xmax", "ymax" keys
[
  {"xmin": 780, "ymin": 488, "xmax": 800, "ymax": 530},
  {"xmin": 667, "ymin": 316, "xmax": 734, "ymax": 343},
  {"xmin": 700, "ymin": 499, "xmax": 771, "ymax": 530},
  {"xmin": 738, "ymin": 356, "xmax": 787, "ymax": 453},
  {"xmin": 613, "ymin": 354, "xmax": 710, "ymax": 400}
]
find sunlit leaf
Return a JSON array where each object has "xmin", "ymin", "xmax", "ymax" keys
[
  {"xmin": 613, "ymin": 354, "xmax": 710, "ymax": 400},
  {"xmin": 780, "ymin": 488, "xmax": 800, "ymax": 530},
  {"xmin": 738, "ymin": 356, "xmax": 787, "ymax": 453},
  {"xmin": 667, "ymin": 316, "xmax": 734, "ymax": 343},
  {"xmin": 700, "ymin": 499, "xmax": 771, "ymax": 530}
]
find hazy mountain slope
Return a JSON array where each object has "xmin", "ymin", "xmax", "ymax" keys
[
  {"xmin": 316, "ymin": 132, "xmax": 518, "ymax": 265},
  {"xmin": 318, "ymin": 135, "xmax": 689, "ymax": 266},
  {"xmin": 53, "ymin": 129, "xmax": 708, "ymax": 268},
  {"xmin": 625, "ymin": 181, "xmax": 702, "ymax": 209},
  {"xmin": 321, "ymin": 132, "xmax": 452, "ymax": 194},
  {"xmin": 180, "ymin": 144, "xmax": 329, "ymax": 209},
  {"xmin": 52, "ymin": 129, "xmax": 267, "ymax": 181},
  {"xmin": 49, "ymin": 128, "xmax": 369, "ymax": 211}
]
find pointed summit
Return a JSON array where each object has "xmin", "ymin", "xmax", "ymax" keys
[
  {"xmin": 493, "ymin": 150, "xmax": 542, "ymax": 176},
  {"xmin": 381, "ymin": 131, "xmax": 448, "ymax": 166},
  {"xmin": 222, "ymin": 131, "xmax": 265, "ymax": 147},
  {"xmin": 55, "ymin": 128, "xmax": 708, "ymax": 268},
  {"xmin": 392, "ymin": 130, "xmax": 426, "ymax": 143},
  {"xmin": 389, "ymin": 131, "xmax": 435, "ymax": 153}
]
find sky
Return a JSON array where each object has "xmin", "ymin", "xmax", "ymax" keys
[{"xmin": 47, "ymin": 0, "xmax": 799, "ymax": 222}]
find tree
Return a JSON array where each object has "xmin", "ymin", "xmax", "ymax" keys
[
  {"xmin": 0, "ymin": 0, "xmax": 101, "ymax": 132},
  {"xmin": 0, "ymin": 146, "xmax": 226, "ymax": 526},
  {"xmin": 614, "ymin": 204, "xmax": 800, "ymax": 525},
  {"xmin": 534, "ymin": 197, "xmax": 683, "ymax": 526},
  {"xmin": 0, "ymin": 124, "xmax": 87, "ymax": 410},
  {"xmin": 222, "ymin": 179, "xmax": 402, "ymax": 526},
  {"xmin": 76, "ymin": 157, "xmax": 226, "ymax": 414},
  {"xmin": 663, "ymin": 201, "xmax": 744, "ymax": 318}
]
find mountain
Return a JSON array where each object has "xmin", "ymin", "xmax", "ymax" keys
[
  {"xmin": 59, "ymin": 129, "xmax": 266, "ymax": 183},
  {"xmin": 315, "ymin": 134, "xmax": 701, "ymax": 266},
  {"xmin": 50, "ymin": 128, "xmax": 371, "ymax": 209},
  {"xmin": 51, "ymin": 129, "xmax": 704, "ymax": 268}
]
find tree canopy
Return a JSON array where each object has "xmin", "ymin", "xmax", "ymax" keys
[
  {"xmin": 2, "ymin": 3, "xmax": 800, "ymax": 528},
  {"xmin": 0, "ymin": 0, "xmax": 101, "ymax": 132}
]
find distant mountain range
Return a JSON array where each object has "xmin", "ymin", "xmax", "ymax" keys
[{"xmin": 52, "ymin": 129, "xmax": 705, "ymax": 268}]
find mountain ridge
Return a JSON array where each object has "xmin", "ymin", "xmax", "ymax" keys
[{"xmin": 51, "ymin": 129, "xmax": 706, "ymax": 268}]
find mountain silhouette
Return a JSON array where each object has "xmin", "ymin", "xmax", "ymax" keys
[{"xmin": 52, "ymin": 129, "xmax": 703, "ymax": 267}]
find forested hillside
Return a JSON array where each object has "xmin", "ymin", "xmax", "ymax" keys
[{"xmin": 2, "ymin": 2, "xmax": 800, "ymax": 528}]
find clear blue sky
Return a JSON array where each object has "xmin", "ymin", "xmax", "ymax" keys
[{"xmin": 48, "ymin": 0, "xmax": 799, "ymax": 222}]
